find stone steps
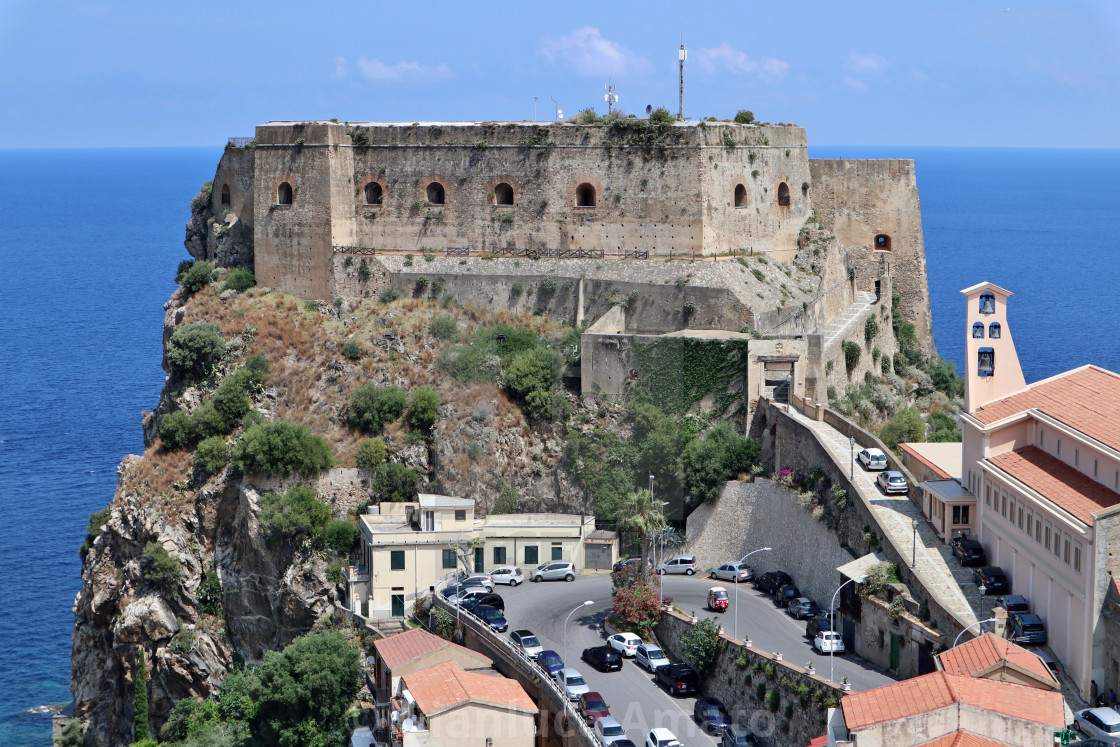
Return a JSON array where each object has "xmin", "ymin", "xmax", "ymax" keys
[{"xmin": 822, "ymin": 291, "xmax": 877, "ymax": 352}]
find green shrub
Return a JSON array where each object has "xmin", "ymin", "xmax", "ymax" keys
[
  {"xmin": 927, "ymin": 357, "xmax": 964, "ymax": 398},
  {"xmin": 79, "ymin": 507, "xmax": 111, "ymax": 559},
  {"xmin": 493, "ymin": 483, "xmax": 518, "ymax": 513},
  {"xmin": 879, "ymin": 407, "xmax": 925, "ymax": 449},
  {"xmin": 141, "ymin": 542, "xmax": 181, "ymax": 591},
  {"xmin": 752, "ymin": 268, "xmax": 765, "ymax": 282},
  {"xmin": 429, "ymin": 314, "xmax": 458, "ymax": 341},
  {"xmin": 198, "ymin": 570, "xmax": 222, "ymax": 617},
  {"xmin": 349, "ymin": 384, "xmax": 407, "ymax": 433},
  {"xmin": 881, "ymin": 354, "xmax": 892, "ymax": 376},
  {"xmin": 167, "ymin": 322, "xmax": 226, "ymax": 379},
  {"xmin": 864, "ymin": 316, "xmax": 879, "ymax": 344},
  {"xmin": 679, "ymin": 421, "xmax": 760, "ymax": 504},
  {"xmin": 191, "ymin": 402, "xmax": 227, "ymax": 440},
  {"xmin": 510, "ymin": 281, "xmax": 524, "ymax": 298},
  {"xmin": 825, "ymin": 360, "xmax": 834, "ymax": 376},
  {"xmin": 573, "ymin": 107, "xmax": 601, "ymax": 124},
  {"xmin": 373, "ymin": 462, "xmax": 422, "ymax": 502},
  {"xmin": 415, "ymin": 275, "xmax": 429, "ymax": 291},
  {"xmin": 56, "ymin": 718, "xmax": 84, "ymax": 747},
  {"xmin": 341, "ymin": 340, "xmax": 362, "ymax": 361},
  {"xmin": 681, "ymin": 617, "xmax": 723, "ymax": 675},
  {"xmin": 539, "ymin": 276, "xmax": 558, "ymax": 294},
  {"xmin": 174, "ymin": 259, "xmax": 196, "ymax": 284},
  {"xmin": 733, "ymin": 109, "xmax": 755, "ymax": 124},
  {"xmin": 648, "ymin": 107, "xmax": 675, "ymax": 124},
  {"xmin": 408, "ymin": 386, "xmax": 442, "ymax": 432},
  {"xmin": 503, "ymin": 348, "xmax": 561, "ymax": 421},
  {"xmin": 355, "ymin": 437, "xmax": 388, "ymax": 470},
  {"xmin": 191, "ymin": 181, "xmax": 213, "ymax": 211},
  {"xmin": 134, "ymin": 648, "xmax": 150, "ymax": 741},
  {"xmin": 194, "ymin": 436, "xmax": 231, "ymax": 478},
  {"xmin": 159, "ymin": 410, "xmax": 198, "ymax": 450},
  {"xmin": 211, "ymin": 372, "xmax": 253, "ymax": 428},
  {"xmin": 232, "ymin": 421, "xmax": 333, "ymax": 478},
  {"xmin": 842, "ymin": 340, "xmax": 861, "ymax": 375},
  {"xmin": 244, "ymin": 354, "xmax": 269, "ymax": 387},
  {"xmin": 767, "ymin": 689, "xmax": 780, "ymax": 712},
  {"xmin": 260, "ymin": 485, "xmax": 330, "ymax": 545},
  {"xmin": 326, "ymin": 560, "xmax": 344, "ymax": 585},
  {"xmin": 379, "ymin": 289, "xmax": 401, "ymax": 303},
  {"xmin": 321, "ymin": 519, "xmax": 360, "ymax": 555},
  {"xmin": 180, "ymin": 260, "xmax": 215, "ymax": 296},
  {"xmin": 928, "ymin": 411, "xmax": 962, "ymax": 442},
  {"xmin": 224, "ymin": 267, "xmax": 255, "ymax": 292}
]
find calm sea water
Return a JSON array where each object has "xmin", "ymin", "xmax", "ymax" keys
[{"xmin": 0, "ymin": 145, "xmax": 1116, "ymax": 744}]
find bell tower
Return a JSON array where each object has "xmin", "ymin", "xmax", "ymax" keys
[{"xmin": 961, "ymin": 281, "xmax": 1027, "ymax": 413}]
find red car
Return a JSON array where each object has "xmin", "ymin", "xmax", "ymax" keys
[{"xmin": 578, "ymin": 692, "xmax": 610, "ymax": 723}]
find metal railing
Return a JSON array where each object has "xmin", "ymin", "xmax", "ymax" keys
[{"xmin": 227, "ymin": 137, "xmax": 254, "ymax": 147}]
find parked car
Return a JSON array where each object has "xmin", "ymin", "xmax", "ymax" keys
[
  {"xmin": 595, "ymin": 716, "xmax": 629, "ymax": 745},
  {"xmin": 613, "ymin": 556, "xmax": 642, "ymax": 572},
  {"xmin": 459, "ymin": 592, "xmax": 504, "ymax": 612},
  {"xmin": 814, "ymin": 631, "xmax": 845, "ymax": 654},
  {"xmin": 459, "ymin": 573, "xmax": 496, "ymax": 591},
  {"xmin": 489, "ymin": 567, "xmax": 523, "ymax": 586},
  {"xmin": 451, "ymin": 588, "xmax": 491, "ymax": 607},
  {"xmin": 951, "ymin": 536, "xmax": 987, "ymax": 566},
  {"xmin": 1009, "ymin": 613, "xmax": 1048, "ymax": 645},
  {"xmin": 656, "ymin": 555, "xmax": 697, "ymax": 575},
  {"xmin": 645, "ymin": 727, "xmax": 683, "ymax": 747},
  {"xmin": 555, "ymin": 667, "xmax": 590, "ymax": 700},
  {"xmin": 721, "ymin": 723, "xmax": 756, "ymax": 746},
  {"xmin": 577, "ymin": 691, "xmax": 610, "ymax": 723},
  {"xmin": 1075, "ymin": 708, "xmax": 1120, "ymax": 741},
  {"xmin": 470, "ymin": 604, "xmax": 507, "ymax": 633},
  {"xmin": 537, "ymin": 649, "xmax": 564, "ymax": 678},
  {"xmin": 994, "ymin": 594, "xmax": 1030, "ymax": 615},
  {"xmin": 754, "ymin": 571, "xmax": 793, "ymax": 594},
  {"xmin": 531, "ymin": 561, "xmax": 576, "ymax": 582},
  {"xmin": 876, "ymin": 471, "xmax": 909, "ymax": 494},
  {"xmin": 805, "ymin": 614, "xmax": 833, "ymax": 640},
  {"xmin": 693, "ymin": 696, "xmax": 731, "ymax": 734},
  {"xmin": 656, "ymin": 663, "xmax": 699, "ymax": 696},
  {"xmin": 582, "ymin": 645, "xmax": 622, "ymax": 672},
  {"xmin": 510, "ymin": 629, "xmax": 543, "ymax": 659},
  {"xmin": 1037, "ymin": 649, "xmax": 1060, "ymax": 680},
  {"xmin": 607, "ymin": 632, "xmax": 641, "ymax": 657},
  {"xmin": 635, "ymin": 643, "xmax": 670, "ymax": 672},
  {"xmin": 973, "ymin": 566, "xmax": 1010, "ymax": 595},
  {"xmin": 773, "ymin": 584, "xmax": 801, "ymax": 608},
  {"xmin": 611, "ymin": 741, "xmax": 638, "ymax": 747},
  {"xmin": 441, "ymin": 576, "xmax": 493, "ymax": 597},
  {"xmin": 1077, "ymin": 740, "xmax": 1120, "ymax": 747},
  {"xmin": 787, "ymin": 597, "xmax": 819, "ymax": 619},
  {"xmin": 711, "ymin": 561, "xmax": 753, "ymax": 583},
  {"xmin": 857, "ymin": 447, "xmax": 888, "ymax": 470}
]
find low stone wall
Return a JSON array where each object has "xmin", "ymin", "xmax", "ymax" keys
[{"xmin": 655, "ymin": 609, "xmax": 842, "ymax": 747}]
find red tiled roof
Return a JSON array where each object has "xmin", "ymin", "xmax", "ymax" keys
[
  {"xmin": 807, "ymin": 737, "xmax": 828, "ymax": 747},
  {"xmin": 972, "ymin": 366, "xmax": 1120, "ymax": 450},
  {"xmin": 401, "ymin": 661, "xmax": 535, "ymax": 716},
  {"xmin": 899, "ymin": 443, "xmax": 954, "ymax": 479},
  {"xmin": 987, "ymin": 446, "xmax": 1120, "ymax": 525},
  {"xmin": 841, "ymin": 671, "xmax": 1064, "ymax": 730},
  {"xmin": 373, "ymin": 628, "xmax": 489, "ymax": 670},
  {"xmin": 936, "ymin": 633, "xmax": 1057, "ymax": 688},
  {"xmin": 917, "ymin": 732, "xmax": 1013, "ymax": 747}
]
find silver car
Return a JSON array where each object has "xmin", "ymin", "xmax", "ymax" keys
[
  {"xmin": 531, "ymin": 561, "xmax": 576, "ymax": 582},
  {"xmin": 555, "ymin": 667, "xmax": 590, "ymax": 700},
  {"xmin": 1075, "ymin": 708, "xmax": 1120, "ymax": 741},
  {"xmin": 489, "ymin": 566, "xmax": 524, "ymax": 586},
  {"xmin": 656, "ymin": 555, "xmax": 697, "ymax": 575},
  {"xmin": 876, "ymin": 471, "xmax": 909, "ymax": 495},
  {"xmin": 857, "ymin": 448, "xmax": 888, "ymax": 470},
  {"xmin": 711, "ymin": 561, "xmax": 752, "ymax": 583},
  {"xmin": 635, "ymin": 644, "xmax": 670, "ymax": 672},
  {"xmin": 595, "ymin": 716, "xmax": 629, "ymax": 745}
]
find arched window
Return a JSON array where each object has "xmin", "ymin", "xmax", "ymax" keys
[
  {"xmin": 426, "ymin": 182, "xmax": 445, "ymax": 205},
  {"xmin": 494, "ymin": 182, "xmax": 514, "ymax": 205},
  {"xmin": 364, "ymin": 182, "xmax": 383, "ymax": 205},
  {"xmin": 874, "ymin": 234, "xmax": 892, "ymax": 251},
  {"xmin": 576, "ymin": 183, "xmax": 596, "ymax": 207},
  {"xmin": 777, "ymin": 182, "xmax": 790, "ymax": 207},
  {"xmin": 277, "ymin": 182, "xmax": 293, "ymax": 206},
  {"xmin": 978, "ymin": 347, "xmax": 995, "ymax": 377},
  {"xmin": 734, "ymin": 183, "xmax": 748, "ymax": 208},
  {"xmin": 972, "ymin": 322, "xmax": 985, "ymax": 339},
  {"xmin": 979, "ymin": 292, "xmax": 995, "ymax": 315},
  {"xmin": 989, "ymin": 322, "xmax": 1001, "ymax": 339},
  {"xmin": 220, "ymin": 184, "xmax": 231, "ymax": 206}
]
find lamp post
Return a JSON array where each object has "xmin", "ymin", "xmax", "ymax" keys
[
  {"xmin": 657, "ymin": 503, "xmax": 670, "ymax": 603},
  {"xmin": 849, "ymin": 436, "xmax": 855, "ymax": 479},
  {"xmin": 911, "ymin": 520, "xmax": 920, "ymax": 569},
  {"xmin": 564, "ymin": 600, "xmax": 594, "ymax": 665},
  {"xmin": 953, "ymin": 617, "xmax": 997, "ymax": 647},
  {"xmin": 735, "ymin": 547, "xmax": 773, "ymax": 642},
  {"xmin": 829, "ymin": 574, "xmax": 868, "ymax": 684}
]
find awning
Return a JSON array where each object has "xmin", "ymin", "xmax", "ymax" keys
[
  {"xmin": 836, "ymin": 552, "xmax": 888, "ymax": 581},
  {"xmin": 919, "ymin": 479, "xmax": 975, "ymax": 504}
]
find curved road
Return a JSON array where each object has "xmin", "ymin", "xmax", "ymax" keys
[{"xmin": 492, "ymin": 573, "xmax": 897, "ymax": 745}]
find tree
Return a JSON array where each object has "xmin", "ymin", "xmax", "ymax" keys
[
  {"xmin": 232, "ymin": 421, "xmax": 333, "ymax": 478},
  {"xmin": 733, "ymin": 110, "xmax": 755, "ymax": 124},
  {"xmin": 348, "ymin": 384, "xmax": 407, "ymax": 433},
  {"xmin": 159, "ymin": 410, "xmax": 198, "ymax": 451},
  {"xmin": 616, "ymin": 490, "xmax": 665, "ymax": 584},
  {"xmin": 355, "ymin": 437, "xmax": 387, "ymax": 470},
  {"xmin": 679, "ymin": 421, "xmax": 760, "ymax": 504},
  {"xmin": 879, "ymin": 407, "xmax": 925, "ymax": 449},
  {"xmin": 842, "ymin": 340, "xmax": 861, "ymax": 376},
  {"xmin": 194, "ymin": 436, "xmax": 231, "ymax": 478},
  {"xmin": 166, "ymin": 322, "xmax": 226, "ymax": 380},
  {"xmin": 373, "ymin": 462, "xmax": 422, "ymax": 503},
  {"xmin": 321, "ymin": 519, "xmax": 360, "ymax": 555},
  {"xmin": 648, "ymin": 107, "xmax": 675, "ymax": 124},
  {"xmin": 681, "ymin": 617, "xmax": 723, "ymax": 675},
  {"xmin": 407, "ymin": 386, "xmax": 442, "ymax": 433},
  {"xmin": 180, "ymin": 260, "xmax": 214, "ymax": 296},
  {"xmin": 134, "ymin": 648, "xmax": 150, "ymax": 742},
  {"xmin": 141, "ymin": 542, "xmax": 180, "ymax": 592},
  {"xmin": 428, "ymin": 314, "xmax": 458, "ymax": 341},
  {"xmin": 493, "ymin": 483, "xmax": 518, "ymax": 514},
  {"xmin": 503, "ymin": 348, "xmax": 561, "ymax": 421},
  {"xmin": 610, "ymin": 578, "xmax": 663, "ymax": 637},
  {"xmin": 56, "ymin": 719, "xmax": 83, "ymax": 747},
  {"xmin": 259, "ymin": 485, "xmax": 330, "ymax": 546},
  {"xmin": 927, "ymin": 357, "xmax": 964, "ymax": 398}
]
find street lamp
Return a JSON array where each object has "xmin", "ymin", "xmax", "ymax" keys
[
  {"xmin": 953, "ymin": 617, "xmax": 997, "ymax": 648},
  {"xmin": 911, "ymin": 520, "xmax": 920, "ymax": 569},
  {"xmin": 656, "ymin": 503, "xmax": 670, "ymax": 603},
  {"xmin": 735, "ymin": 547, "xmax": 773, "ymax": 642},
  {"xmin": 564, "ymin": 600, "xmax": 593, "ymax": 664},
  {"xmin": 829, "ymin": 574, "xmax": 868, "ymax": 685},
  {"xmin": 849, "ymin": 436, "xmax": 855, "ymax": 479}
]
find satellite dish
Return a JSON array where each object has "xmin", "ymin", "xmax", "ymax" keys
[
  {"xmin": 402, "ymin": 718, "xmax": 415, "ymax": 732},
  {"xmin": 645, "ymin": 104, "xmax": 653, "ymax": 115},
  {"xmin": 366, "ymin": 656, "xmax": 377, "ymax": 666}
]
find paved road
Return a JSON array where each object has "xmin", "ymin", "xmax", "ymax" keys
[{"xmin": 491, "ymin": 573, "xmax": 898, "ymax": 745}]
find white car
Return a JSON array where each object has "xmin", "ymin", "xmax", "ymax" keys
[
  {"xmin": 607, "ymin": 632, "xmax": 641, "ymax": 657},
  {"xmin": 489, "ymin": 567, "xmax": 523, "ymax": 586},
  {"xmin": 1074, "ymin": 707, "xmax": 1120, "ymax": 740},
  {"xmin": 646, "ymin": 727, "xmax": 682, "ymax": 747},
  {"xmin": 711, "ymin": 561, "xmax": 752, "ymax": 583},
  {"xmin": 594, "ymin": 717, "xmax": 629, "ymax": 745},
  {"xmin": 635, "ymin": 644, "xmax": 670, "ymax": 672},
  {"xmin": 554, "ymin": 667, "xmax": 590, "ymax": 700},
  {"xmin": 655, "ymin": 555, "xmax": 697, "ymax": 575},
  {"xmin": 450, "ymin": 588, "xmax": 489, "ymax": 607},
  {"xmin": 857, "ymin": 447, "xmax": 888, "ymax": 470},
  {"xmin": 459, "ymin": 574, "xmax": 496, "ymax": 592},
  {"xmin": 814, "ymin": 631, "xmax": 845, "ymax": 654}
]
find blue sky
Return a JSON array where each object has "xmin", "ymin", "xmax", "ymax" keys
[{"xmin": 2, "ymin": 0, "xmax": 1118, "ymax": 148}]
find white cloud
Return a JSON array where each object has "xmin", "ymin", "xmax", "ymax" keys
[
  {"xmin": 353, "ymin": 57, "xmax": 453, "ymax": 82},
  {"xmin": 843, "ymin": 76, "xmax": 868, "ymax": 92},
  {"xmin": 333, "ymin": 56, "xmax": 348, "ymax": 79},
  {"xmin": 540, "ymin": 27, "xmax": 649, "ymax": 76},
  {"xmin": 848, "ymin": 52, "xmax": 888, "ymax": 74},
  {"xmin": 696, "ymin": 43, "xmax": 789, "ymax": 79}
]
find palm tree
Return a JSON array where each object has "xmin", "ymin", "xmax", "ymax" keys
[{"xmin": 617, "ymin": 489, "xmax": 666, "ymax": 583}]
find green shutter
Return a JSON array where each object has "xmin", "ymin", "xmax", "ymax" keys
[
  {"xmin": 391, "ymin": 550, "xmax": 405, "ymax": 570},
  {"xmin": 442, "ymin": 549, "xmax": 457, "ymax": 569},
  {"xmin": 524, "ymin": 545, "xmax": 538, "ymax": 564}
]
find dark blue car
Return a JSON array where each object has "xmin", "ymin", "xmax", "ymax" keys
[
  {"xmin": 471, "ymin": 604, "xmax": 508, "ymax": 633},
  {"xmin": 694, "ymin": 696, "xmax": 731, "ymax": 734},
  {"xmin": 1009, "ymin": 613, "xmax": 1047, "ymax": 645},
  {"xmin": 538, "ymin": 649, "xmax": 564, "ymax": 678}
]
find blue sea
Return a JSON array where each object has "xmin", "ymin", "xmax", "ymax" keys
[{"xmin": 0, "ymin": 145, "xmax": 1117, "ymax": 744}]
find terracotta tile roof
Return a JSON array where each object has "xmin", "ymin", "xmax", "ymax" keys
[
  {"xmin": 807, "ymin": 737, "xmax": 828, "ymax": 747},
  {"xmin": 373, "ymin": 628, "xmax": 489, "ymax": 671},
  {"xmin": 936, "ymin": 633, "xmax": 1057, "ymax": 688},
  {"xmin": 986, "ymin": 446, "xmax": 1120, "ymax": 525},
  {"xmin": 401, "ymin": 661, "xmax": 535, "ymax": 716},
  {"xmin": 841, "ymin": 671, "xmax": 1064, "ymax": 730},
  {"xmin": 972, "ymin": 365, "xmax": 1120, "ymax": 450},
  {"xmin": 916, "ymin": 732, "xmax": 1013, "ymax": 747}
]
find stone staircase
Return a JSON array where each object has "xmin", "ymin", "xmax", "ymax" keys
[{"xmin": 822, "ymin": 291, "xmax": 877, "ymax": 353}]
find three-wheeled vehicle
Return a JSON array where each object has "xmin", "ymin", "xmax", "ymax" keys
[{"xmin": 708, "ymin": 586, "xmax": 729, "ymax": 612}]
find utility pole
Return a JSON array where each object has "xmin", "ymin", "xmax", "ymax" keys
[
  {"xmin": 533, "ymin": 97, "xmax": 538, "ymax": 121},
  {"xmin": 604, "ymin": 79, "xmax": 618, "ymax": 115},
  {"xmin": 678, "ymin": 36, "xmax": 687, "ymax": 121}
]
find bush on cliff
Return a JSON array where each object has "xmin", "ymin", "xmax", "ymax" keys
[
  {"xmin": 373, "ymin": 461, "xmax": 422, "ymax": 503},
  {"xmin": 321, "ymin": 519, "xmax": 361, "ymax": 555},
  {"xmin": 260, "ymin": 485, "xmax": 330, "ymax": 546},
  {"xmin": 733, "ymin": 109, "xmax": 755, "ymax": 124},
  {"xmin": 223, "ymin": 266, "xmax": 255, "ymax": 292},
  {"xmin": 159, "ymin": 410, "xmax": 198, "ymax": 451},
  {"xmin": 681, "ymin": 617, "xmax": 723, "ymax": 676},
  {"xmin": 428, "ymin": 313, "xmax": 458, "ymax": 341},
  {"xmin": 141, "ymin": 542, "xmax": 181, "ymax": 592},
  {"xmin": 79, "ymin": 507, "xmax": 111, "ymax": 559},
  {"xmin": 167, "ymin": 322, "xmax": 226, "ymax": 380},
  {"xmin": 193, "ymin": 436, "xmax": 230, "ymax": 478},
  {"xmin": 348, "ymin": 384, "xmax": 407, "ymax": 434},
  {"xmin": 407, "ymin": 385, "xmax": 441, "ymax": 433},
  {"xmin": 232, "ymin": 421, "xmax": 333, "ymax": 478},
  {"xmin": 355, "ymin": 437, "xmax": 387, "ymax": 470},
  {"xmin": 180, "ymin": 260, "xmax": 215, "ymax": 297},
  {"xmin": 879, "ymin": 406, "xmax": 924, "ymax": 450},
  {"xmin": 679, "ymin": 420, "xmax": 760, "ymax": 504}
]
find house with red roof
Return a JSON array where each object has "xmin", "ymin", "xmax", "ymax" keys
[
  {"xmin": 934, "ymin": 632, "xmax": 1058, "ymax": 691},
  {"xmin": 958, "ymin": 281, "xmax": 1120, "ymax": 702}
]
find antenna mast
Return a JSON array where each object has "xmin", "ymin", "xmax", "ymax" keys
[
  {"xmin": 678, "ymin": 35, "xmax": 687, "ymax": 120},
  {"xmin": 604, "ymin": 78, "xmax": 618, "ymax": 115}
]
